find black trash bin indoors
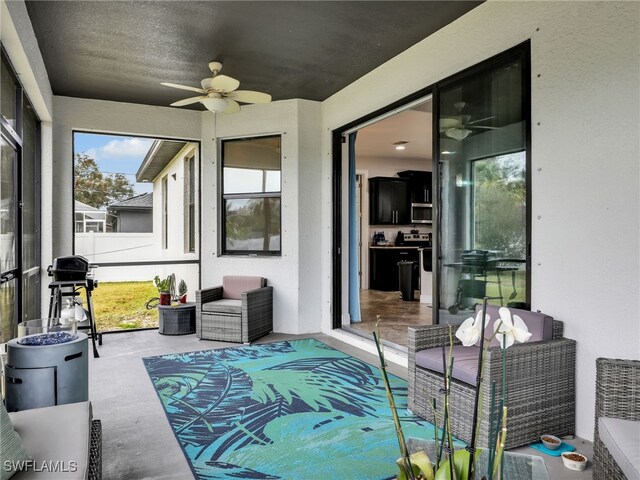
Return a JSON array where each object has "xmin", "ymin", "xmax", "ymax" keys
[{"xmin": 397, "ymin": 260, "xmax": 416, "ymax": 301}]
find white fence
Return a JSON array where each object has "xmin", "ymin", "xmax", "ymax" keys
[{"xmin": 75, "ymin": 233, "xmax": 199, "ymax": 297}]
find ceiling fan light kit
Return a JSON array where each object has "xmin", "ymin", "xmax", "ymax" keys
[
  {"xmin": 446, "ymin": 128, "xmax": 472, "ymax": 141},
  {"xmin": 162, "ymin": 61, "xmax": 272, "ymax": 114},
  {"xmin": 201, "ymin": 97, "xmax": 229, "ymax": 112}
]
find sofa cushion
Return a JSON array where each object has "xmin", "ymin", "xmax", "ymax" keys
[
  {"xmin": 475, "ymin": 305, "xmax": 554, "ymax": 347},
  {"xmin": 415, "ymin": 345, "xmax": 480, "ymax": 385},
  {"xmin": 1, "ymin": 401, "xmax": 30, "ymax": 480},
  {"xmin": 598, "ymin": 417, "xmax": 640, "ymax": 480},
  {"xmin": 222, "ymin": 276, "xmax": 265, "ymax": 300},
  {"xmin": 8, "ymin": 401, "xmax": 92, "ymax": 480},
  {"xmin": 202, "ymin": 298, "xmax": 242, "ymax": 315}
]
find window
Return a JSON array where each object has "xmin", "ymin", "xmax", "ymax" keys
[
  {"xmin": 221, "ymin": 135, "xmax": 281, "ymax": 255},
  {"xmin": 162, "ymin": 175, "xmax": 168, "ymax": 249},
  {"xmin": 185, "ymin": 154, "xmax": 196, "ymax": 253}
]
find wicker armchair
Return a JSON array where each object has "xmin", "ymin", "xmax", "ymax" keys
[
  {"xmin": 196, "ymin": 276, "xmax": 273, "ymax": 343},
  {"xmin": 593, "ymin": 358, "xmax": 640, "ymax": 480},
  {"xmin": 408, "ymin": 307, "xmax": 576, "ymax": 449}
]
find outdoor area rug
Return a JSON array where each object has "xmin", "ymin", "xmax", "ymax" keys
[{"xmin": 143, "ymin": 338, "xmax": 439, "ymax": 480}]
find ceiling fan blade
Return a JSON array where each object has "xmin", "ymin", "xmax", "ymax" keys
[
  {"xmin": 223, "ymin": 99, "xmax": 241, "ymax": 114},
  {"xmin": 170, "ymin": 96, "xmax": 207, "ymax": 107},
  {"xmin": 227, "ymin": 90, "xmax": 272, "ymax": 104},
  {"xmin": 467, "ymin": 115, "xmax": 496, "ymax": 125},
  {"xmin": 439, "ymin": 118, "xmax": 461, "ymax": 130},
  {"xmin": 210, "ymin": 75, "xmax": 240, "ymax": 93},
  {"xmin": 161, "ymin": 82, "xmax": 207, "ymax": 94},
  {"xmin": 468, "ymin": 125, "xmax": 499, "ymax": 130}
]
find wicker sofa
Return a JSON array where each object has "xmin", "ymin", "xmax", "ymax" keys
[
  {"xmin": 593, "ymin": 358, "xmax": 640, "ymax": 480},
  {"xmin": 6, "ymin": 401, "xmax": 101, "ymax": 479},
  {"xmin": 408, "ymin": 305, "xmax": 576, "ymax": 449},
  {"xmin": 196, "ymin": 276, "xmax": 273, "ymax": 343}
]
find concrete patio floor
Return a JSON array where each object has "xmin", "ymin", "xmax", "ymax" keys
[{"xmin": 89, "ymin": 330, "xmax": 593, "ymax": 479}]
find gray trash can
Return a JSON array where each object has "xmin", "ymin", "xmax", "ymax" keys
[{"xmin": 398, "ymin": 260, "xmax": 416, "ymax": 301}]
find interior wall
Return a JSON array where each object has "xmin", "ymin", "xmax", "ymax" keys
[
  {"xmin": 200, "ymin": 99, "xmax": 322, "ymax": 335},
  {"xmin": 321, "ymin": 0, "xmax": 640, "ymax": 441}
]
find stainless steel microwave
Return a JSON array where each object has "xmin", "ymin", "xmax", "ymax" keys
[{"xmin": 411, "ymin": 203, "xmax": 432, "ymax": 224}]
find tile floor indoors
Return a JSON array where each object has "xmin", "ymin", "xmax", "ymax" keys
[
  {"xmin": 347, "ymin": 289, "xmax": 434, "ymax": 348},
  {"xmin": 89, "ymin": 329, "xmax": 593, "ymax": 479}
]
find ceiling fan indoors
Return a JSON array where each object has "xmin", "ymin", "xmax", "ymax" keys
[
  {"xmin": 440, "ymin": 101, "xmax": 497, "ymax": 140},
  {"xmin": 161, "ymin": 61, "xmax": 272, "ymax": 114}
]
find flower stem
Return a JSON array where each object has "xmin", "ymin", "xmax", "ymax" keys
[{"xmin": 373, "ymin": 323, "xmax": 415, "ymax": 480}]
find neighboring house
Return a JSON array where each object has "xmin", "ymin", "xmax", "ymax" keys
[
  {"xmin": 137, "ymin": 140, "xmax": 199, "ymax": 256},
  {"xmin": 74, "ymin": 200, "xmax": 110, "ymax": 233},
  {"xmin": 107, "ymin": 193, "xmax": 153, "ymax": 233}
]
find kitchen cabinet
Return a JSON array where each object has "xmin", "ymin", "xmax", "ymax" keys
[
  {"xmin": 398, "ymin": 170, "xmax": 433, "ymax": 204},
  {"xmin": 369, "ymin": 177, "xmax": 410, "ymax": 225},
  {"xmin": 369, "ymin": 247, "xmax": 419, "ymax": 291}
]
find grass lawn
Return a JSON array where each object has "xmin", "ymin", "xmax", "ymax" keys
[{"xmin": 81, "ymin": 281, "xmax": 159, "ymax": 331}]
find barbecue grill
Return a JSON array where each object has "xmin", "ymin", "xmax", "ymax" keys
[
  {"xmin": 47, "ymin": 255, "xmax": 92, "ymax": 281},
  {"xmin": 47, "ymin": 255, "xmax": 101, "ymax": 358}
]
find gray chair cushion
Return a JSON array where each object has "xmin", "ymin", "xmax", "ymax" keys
[
  {"xmin": 222, "ymin": 276, "xmax": 265, "ymax": 300},
  {"xmin": 598, "ymin": 417, "xmax": 640, "ymax": 480},
  {"xmin": 415, "ymin": 345, "xmax": 480, "ymax": 385},
  {"xmin": 1, "ymin": 401, "xmax": 30, "ymax": 480},
  {"xmin": 202, "ymin": 298, "xmax": 242, "ymax": 315},
  {"xmin": 9, "ymin": 401, "xmax": 92, "ymax": 479},
  {"xmin": 475, "ymin": 305, "xmax": 554, "ymax": 347}
]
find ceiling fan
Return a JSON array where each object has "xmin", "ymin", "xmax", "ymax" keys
[
  {"xmin": 440, "ymin": 102, "xmax": 497, "ymax": 140},
  {"xmin": 161, "ymin": 61, "xmax": 272, "ymax": 114}
]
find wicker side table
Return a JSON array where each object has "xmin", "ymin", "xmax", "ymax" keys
[{"xmin": 158, "ymin": 303, "xmax": 196, "ymax": 335}]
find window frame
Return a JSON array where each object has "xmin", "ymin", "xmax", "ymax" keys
[
  {"xmin": 220, "ymin": 134, "xmax": 282, "ymax": 256},
  {"xmin": 161, "ymin": 175, "xmax": 168, "ymax": 249},
  {"xmin": 184, "ymin": 153, "xmax": 196, "ymax": 253}
]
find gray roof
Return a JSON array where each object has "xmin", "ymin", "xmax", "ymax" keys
[
  {"xmin": 136, "ymin": 140, "xmax": 188, "ymax": 183},
  {"xmin": 108, "ymin": 193, "xmax": 153, "ymax": 211},
  {"xmin": 75, "ymin": 200, "xmax": 100, "ymax": 212}
]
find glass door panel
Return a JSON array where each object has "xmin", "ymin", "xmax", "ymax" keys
[
  {"xmin": 437, "ymin": 52, "xmax": 528, "ymax": 324},
  {"xmin": 1, "ymin": 137, "xmax": 17, "ymax": 273}
]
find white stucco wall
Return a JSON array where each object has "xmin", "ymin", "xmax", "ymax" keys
[
  {"xmin": 321, "ymin": 0, "xmax": 640, "ymax": 440},
  {"xmin": 200, "ymin": 99, "xmax": 323, "ymax": 335}
]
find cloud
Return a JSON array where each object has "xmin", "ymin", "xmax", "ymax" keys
[
  {"xmin": 103, "ymin": 137, "xmax": 154, "ymax": 158},
  {"xmin": 83, "ymin": 137, "xmax": 154, "ymax": 163}
]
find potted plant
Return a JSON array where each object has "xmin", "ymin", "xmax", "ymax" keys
[
  {"xmin": 154, "ymin": 275, "xmax": 172, "ymax": 305},
  {"xmin": 178, "ymin": 279, "xmax": 187, "ymax": 303}
]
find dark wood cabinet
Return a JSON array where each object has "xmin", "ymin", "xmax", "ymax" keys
[
  {"xmin": 369, "ymin": 248, "xmax": 419, "ymax": 291},
  {"xmin": 369, "ymin": 177, "xmax": 410, "ymax": 225},
  {"xmin": 398, "ymin": 170, "xmax": 433, "ymax": 204}
]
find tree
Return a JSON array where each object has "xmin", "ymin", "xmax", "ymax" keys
[{"xmin": 74, "ymin": 153, "xmax": 135, "ymax": 209}]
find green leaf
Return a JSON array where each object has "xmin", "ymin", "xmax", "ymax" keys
[
  {"xmin": 396, "ymin": 450, "xmax": 435, "ymax": 480},
  {"xmin": 434, "ymin": 449, "xmax": 480, "ymax": 480}
]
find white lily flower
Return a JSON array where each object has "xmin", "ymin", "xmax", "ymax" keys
[
  {"xmin": 493, "ymin": 307, "xmax": 532, "ymax": 349},
  {"xmin": 455, "ymin": 310, "xmax": 489, "ymax": 347}
]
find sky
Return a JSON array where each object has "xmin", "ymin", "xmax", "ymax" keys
[{"xmin": 74, "ymin": 133, "xmax": 154, "ymax": 195}]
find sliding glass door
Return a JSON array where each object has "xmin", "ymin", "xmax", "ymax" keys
[
  {"xmin": 1, "ymin": 50, "xmax": 41, "ymax": 342},
  {"xmin": 436, "ymin": 44, "xmax": 530, "ymax": 323}
]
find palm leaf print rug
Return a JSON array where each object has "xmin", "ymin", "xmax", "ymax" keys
[{"xmin": 143, "ymin": 338, "xmax": 438, "ymax": 480}]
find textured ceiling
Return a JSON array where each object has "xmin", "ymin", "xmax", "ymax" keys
[{"xmin": 25, "ymin": 1, "xmax": 482, "ymax": 110}]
